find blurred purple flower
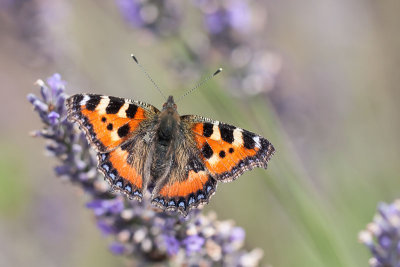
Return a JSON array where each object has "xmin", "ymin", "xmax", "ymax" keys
[
  {"xmin": 230, "ymin": 227, "xmax": 245, "ymax": 242},
  {"xmin": 47, "ymin": 111, "xmax": 60, "ymax": 125},
  {"xmin": 116, "ymin": 0, "xmax": 182, "ymax": 37},
  {"xmin": 164, "ymin": 235, "xmax": 180, "ymax": 256},
  {"xmin": 47, "ymin": 73, "xmax": 66, "ymax": 95},
  {"xmin": 359, "ymin": 199, "xmax": 400, "ymax": 267},
  {"xmin": 183, "ymin": 235, "xmax": 205, "ymax": 254},
  {"xmin": 87, "ymin": 198, "xmax": 125, "ymax": 216},
  {"xmin": 97, "ymin": 220, "xmax": 115, "ymax": 236},
  {"xmin": 29, "ymin": 74, "xmax": 265, "ymax": 266},
  {"xmin": 110, "ymin": 242, "xmax": 126, "ymax": 255},
  {"xmin": 203, "ymin": 0, "xmax": 250, "ymax": 35},
  {"xmin": 117, "ymin": 0, "xmax": 142, "ymax": 27}
]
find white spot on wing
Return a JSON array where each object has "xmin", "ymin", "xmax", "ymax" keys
[
  {"xmin": 253, "ymin": 136, "xmax": 261, "ymax": 148},
  {"xmin": 80, "ymin": 95, "xmax": 90, "ymax": 105},
  {"xmin": 117, "ymin": 103, "xmax": 129, "ymax": 118},
  {"xmin": 207, "ymin": 154, "xmax": 219, "ymax": 166},
  {"xmin": 96, "ymin": 97, "xmax": 110, "ymax": 115},
  {"xmin": 111, "ymin": 131, "xmax": 120, "ymax": 142},
  {"xmin": 210, "ymin": 124, "xmax": 221, "ymax": 140},
  {"xmin": 232, "ymin": 128, "xmax": 243, "ymax": 147}
]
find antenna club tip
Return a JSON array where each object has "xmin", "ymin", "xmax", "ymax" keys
[
  {"xmin": 213, "ymin": 68, "xmax": 223, "ymax": 76},
  {"xmin": 131, "ymin": 54, "xmax": 138, "ymax": 64}
]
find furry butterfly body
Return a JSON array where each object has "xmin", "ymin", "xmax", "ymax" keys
[{"xmin": 67, "ymin": 94, "xmax": 275, "ymax": 216}]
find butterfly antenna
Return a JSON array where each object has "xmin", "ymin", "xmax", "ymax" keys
[
  {"xmin": 177, "ymin": 68, "xmax": 223, "ymax": 102},
  {"xmin": 131, "ymin": 54, "xmax": 167, "ymax": 100}
]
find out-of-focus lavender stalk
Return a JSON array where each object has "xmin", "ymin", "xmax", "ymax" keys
[
  {"xmin": 28, "ymin": 73, "xmax": 264, "ymax": 266},
  {"xmin": 359, "ymin": 199, "xmax": 400, "ymax": 267}
]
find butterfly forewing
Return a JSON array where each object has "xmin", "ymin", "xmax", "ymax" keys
[
  {"xmin": 66, "ymin": 94, "xmax": 159, "ymax": 152},
  {"xmin": 182, "ymin": 115, "xmax": 275, "ymax": 182},
  {"xmin": 67, "ymin": 94, "xmax": 160, "ymax": 199}
]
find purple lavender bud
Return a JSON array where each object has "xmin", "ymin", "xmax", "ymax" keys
[
  {"xmin": 47, "ymin": 111, "xmax": 60, "ymax": 125},
  {"xmin": 164, "ymin": 235, "xmax": 180, "ymax": 256},
  {"xmin": 54, "ymin": 165, "xmax": 70, "ymax": 176},
  {"xmin": 87, "ymin": 199, "xmax": 124, "ymax": 216},
  {"xmin": 117, "ymin": 0, "xmax": 143, "ymax": 27},
  {"xmin": 360, "ymin": 199, "xmax": 400, "ymax": 266},
  {"xmin": 205, "ymin": 11, "xmax": 227, "ymax": 34},
  {"xmin": 46, "ymin": 73, "xmax": 66, "ymax": 96},
  {"xmin": 183, "ymin": 235, "xmax": 205, "ymax": 254},
  {"xmin": 116, "ymin": 0, "xmax": 182, "ymax": 36},
  {"xmin": 379, "ymin": 234, "xmax": 392, "ymax": 249},
  {"xmin": 40, "ymin": 84, "xmax": 51, "ymax": 103},
  {"xmin": 229, "ymin": 227, "xmax": 245, "ymax": 242},
  {"xmin": 86, "ymin": 199, "xmax": 104, "ymax": 210},
  {"xmin": 226, "ymin": 1, "xmax": 250, "ymax": 32},
  {"xmin": 72, "ymin": 144, "xmax": 82, "ymax": 153},
  {"xmin": 56, "ymin": 93, "xmax": 67, "ymax": 115},
  {"xmin": 109, "ymin": 242, "xmax": 126, "ymax": 255},
  {"xmin": 97, "ymin": 220, "xmax": 115, "ymax": 235},
  {"xmin": 202, "ymin": 0, "xmax": 250, "ymax": 35},
  {"xmin": 27, "ymin": 93, "xmax": 39, "ymax": 105},
  {"xmin": 108, "ymin": 198, "xmax": 125, "ymax": 214},
  {"xmin": 32, "ymin": 99, "xmax": 48, "ymax": 113},
  {"xmin": 74, "ymin": 158, "xmax": 87, "ymax": 171}
]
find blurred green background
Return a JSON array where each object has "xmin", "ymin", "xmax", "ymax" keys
[{"xmin": 1, "ymin": 0, "xmax": 400, "ymax": 266}]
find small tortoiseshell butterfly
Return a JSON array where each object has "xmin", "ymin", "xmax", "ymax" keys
[{"xmin": 66, "ymin": 71, "xmax": 275, "ymax": 216}]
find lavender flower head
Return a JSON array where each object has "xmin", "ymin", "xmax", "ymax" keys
[
  {"xmin": 28, "ymin": 73, "xmax": 265, "ymax": 266},
  {"xmin": 359, "ymin": 199, "xmax": 400, "ymax": 266}
]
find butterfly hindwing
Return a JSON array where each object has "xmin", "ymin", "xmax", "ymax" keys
[
  {"xmin": 152, "ymin": 155, "xmax": 218, "ymax": 216},
  {"xmin": 98, "ymin": 147, "xmax": 144, "ymax": 200},
  {"xmin": 182, "ymin": 115, "xmax": 275, "ymax": 182},
  {"xmin": 149, "ymin": 122, "xmax": 218, "ymax": 216},
  {"xmin": 66, "ymin": 94, "xmax": 159, "ymax": 152}
]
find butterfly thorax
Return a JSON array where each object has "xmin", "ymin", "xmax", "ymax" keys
[{"xmin": 150, "ymin": 96, "xmax": 180, "ymax": 181}]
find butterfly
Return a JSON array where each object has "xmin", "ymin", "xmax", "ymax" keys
[{"xmin": 66, "ymin": 94, "xmax": 275, "ymax": 216}]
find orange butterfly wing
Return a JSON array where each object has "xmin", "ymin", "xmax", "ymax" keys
[
  {"xmin": 183, "ymin": 115, "xmax": 275, "ymax": 182},
  {"xmin": 151, "ymin": 115, "xmax": 274, "ymax": 216},
  {"xmin": 67, "ymin": 94, "xmax": 159, "ymax": 152},
  {"xmin": 67, "ymin": 94, "xmax": 159, "ymax": 199}
]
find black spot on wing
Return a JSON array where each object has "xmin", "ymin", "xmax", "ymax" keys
[
  {"xmin": 118, "ymin": 124, "xmax": 130, "ymax": 138},
  {"xmin": 86, "ymin": 95, "xmax": 101, "ymax": 111},
  {"xmin": 219, "ymin": 150, "xmax": 226, "ymax": 158},
  {"xmin": 202, "ymin": 143, "xmax": 213, "ymax": 159},
  {"xmin": 106, "ymin": 96, "xmax": 124, "ymax": 114},
  {"xmin": 126, "ymin": 104, "xmax": 138, "ymax": 118},
  {"xmin": 107, "ymin": 123, "xmax": 113, "ymax": 131},
  {"xmin": 243, "ymin": 130, "xmax": 256, "ymax": 149},
  {"xmin": 219, "ymin": 124, "xmax": 235, "ymax": 144},
  {"xmin": 203, "ymin": 123, "xmax": 213, "ymax": 137},
  {"xmin": 188, "ymin": 157, "xmax": 205, "ymax": 173}
]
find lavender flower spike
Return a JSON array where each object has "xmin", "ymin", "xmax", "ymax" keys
[
  {"xmin": 29, "ymin": 73, "xmax": 265, "ymax": 266},
  {"xmin": 359, "ymin": 199, "xmax": 400, "ymax": 267}
]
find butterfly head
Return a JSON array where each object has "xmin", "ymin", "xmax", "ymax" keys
[{"xmin": 162, "ymin": 95, "xmax": 177, "ymax": 111}]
